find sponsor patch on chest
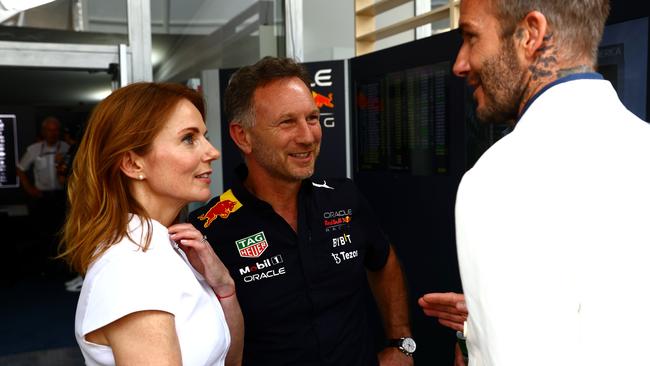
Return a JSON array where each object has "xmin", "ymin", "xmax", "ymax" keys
[
  {"xmin": 238, "ymin": 255, "xmax": 286, "ymax": 283},
  {"xmin": 197, "ymin": 189, "xmax": 242, "ymax": 228},
  {"xmin": 323, "ymin": 208, "xmax": 352, "ymax": 232},
  {"xmin": 235, "ymin": 231, "xmax": 269, "ymax": 258},
  {"xmin": 331, "ymin": 250, "xmax": 359, "ymax": 264}
]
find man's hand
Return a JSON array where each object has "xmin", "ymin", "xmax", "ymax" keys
[
  {"xmin": 378, "ymin": 347, "xmax": 414, "ymax": 366},
  {"xmin": 16, "ymin": 169, "xmax": 42, "ymax": 198},
  {"xmin": 418, "ymin": 292, "xmax": 467, "ymax": 332}
]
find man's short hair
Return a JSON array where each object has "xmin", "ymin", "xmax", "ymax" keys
[
  {"xmin": 42, "ymin": 116, "xmax": 61, "ymax": 128},
  {"xmin": 491, "ymin": 0, "xmax": 610, "ymax": 63},
  {"xmin": 224, "ymin": 56, "xmax": 312, "ymax": 128}
]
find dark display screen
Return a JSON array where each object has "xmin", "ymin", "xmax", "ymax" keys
[
  {"xmin": 0, "ymin": 114, "xmax": 18, "ymax": 188},
  {"xmin": 355, "ymin": 62, "xmax": 450, "ymax": 175}
]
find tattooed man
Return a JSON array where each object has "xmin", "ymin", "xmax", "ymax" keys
[{"xmin": 420, "ymin": 1, "xmax": 650, "ymax": 365}]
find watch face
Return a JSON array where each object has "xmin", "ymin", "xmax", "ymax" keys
[{"xmin": 402, "ymin": 337, "xmax": 416, "ymax": 353}]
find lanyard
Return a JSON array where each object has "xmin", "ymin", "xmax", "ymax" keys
[{"xmin": 39, "ymin": 141, "xmax": 61, "ymax": 157}]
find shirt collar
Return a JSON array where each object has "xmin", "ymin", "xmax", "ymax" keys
[
  {"xmin": 517, "ymin": 72, "xmax": 604, "ymax": 122},
  {"xmin": 231, "ymin": 164, "xmax": 263, "ymax": 208},
  {"xmin": 231, "ymin": 164, "xmax": 313, "ymax": 208}
]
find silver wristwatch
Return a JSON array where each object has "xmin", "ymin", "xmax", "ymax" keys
[{"xmin": 388, "ymin": 336, "xmax": 416, "ymax": 356}]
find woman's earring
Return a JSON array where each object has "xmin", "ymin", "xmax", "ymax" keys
[{"xmin": 138, "ymin": 174, "xmax": 144, "ymax": 181}]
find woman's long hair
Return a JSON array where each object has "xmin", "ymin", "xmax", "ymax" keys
[{"xmin": 59, "ymin": 82, "xmax": 205, "ymax": 275}]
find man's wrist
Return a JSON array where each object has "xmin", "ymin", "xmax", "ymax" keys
[
  {"xmin": 378, "ymin": 346, "xmax": 414, "ymax": 366},
  {"xmin": 387, "ymin": 336, "xmax": 416, "ymax": 356}
]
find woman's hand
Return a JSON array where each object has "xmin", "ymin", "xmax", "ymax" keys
[
  {"xmin": 168, "ymin": 223, "xmax": 235, "ymax": 298},
  {"xmin": 168, "ymin": 223, "xmax": 244, "ymax": 365}
]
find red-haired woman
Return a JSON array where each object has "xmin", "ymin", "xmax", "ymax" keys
[{"xmin": 60, "ymin": 82, "xmax": 243, "ymax": 365}]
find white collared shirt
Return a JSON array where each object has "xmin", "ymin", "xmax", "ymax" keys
[
  {"xmin": 18, "ymin": 140, "xmax": 69, "ymax": 191},
  {"xmin": 75, "ymin": 215, "xmax": 230, "ymax": 366}
]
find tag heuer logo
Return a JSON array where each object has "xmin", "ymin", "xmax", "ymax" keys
[{"xmin": 236, "ymin": 231, "xmax": 269, "ymax": 258}]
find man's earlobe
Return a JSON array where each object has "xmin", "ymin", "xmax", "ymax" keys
[{"xmin": 230, "ymin": 123, "xmax": 252, "ymax": 154}]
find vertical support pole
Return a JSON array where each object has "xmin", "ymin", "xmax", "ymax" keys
[
  {"xmin": 284, "ymin": 0, "xmax": 303, "ymax": 61},
  {"xmin": 162, "ymin": 0, "xmax": 170, "ymax": 33},
  {"xmin": 259, "ymin": 1, "xmax": 278, "ymax": 57},
  {"xmin": 415, "ymin": 0, "xmax": 432, "ymax": 39},
  {"xmin": 118, "ymin": 43, "xmax": 130, "ymax": 87},
  {"xmin": 344, "ymin": 60, "xmax": 352, "ymax": 178},
  {"xmin": 200, "ymin": 69, "xmax": 224, "ymax": 198},
  {"xmin": 354, "ymin": 0, "xmax": 374, "ymax": 56},
  {"xmin": 127, "ymin": 0, "xmax": 152, "ymax": 82},
  {"xmin": 449, "ymin": 0, "xmax": 460, "ymax": 29}
]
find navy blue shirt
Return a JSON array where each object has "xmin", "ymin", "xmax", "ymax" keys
[{"xmin": 189, "ymin": 166, "xmax": 390, "ymax": 366}]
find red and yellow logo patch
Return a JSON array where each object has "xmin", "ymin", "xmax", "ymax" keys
[
  {"xmin": 312, "ymin": 91, "xmax": 334, "ymax": 108},
  {"xmin": 198, "ymin": 189, "xmax": 242, "ymax": 228}
]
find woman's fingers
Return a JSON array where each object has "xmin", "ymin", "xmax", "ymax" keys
[{"xmin": 169, "ymin": 224, "xmax": 208, "ymax": 249}]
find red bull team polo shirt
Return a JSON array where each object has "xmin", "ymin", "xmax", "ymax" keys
[{"xmin": 189, "ymin": 165, "xmax": 391, "ymax": 366}]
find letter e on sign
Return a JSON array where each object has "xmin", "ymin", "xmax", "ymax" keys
[{"xmin": 314, "ymin": 69, "xmax": 332, "ymax": 87}]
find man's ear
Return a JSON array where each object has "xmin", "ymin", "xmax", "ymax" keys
[
  {"xmin": 120, "ymin": 151, "xmax": 145, "ymax": 180},
  {"xmin": 229, "ymin": 122, "xmax": 253, "ymax": 155},
  {"xmin": 517, "ymin": 11, "xmax": 549, "ymax": 60}
]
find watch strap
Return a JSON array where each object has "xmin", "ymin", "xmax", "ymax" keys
[
  {"xmin": 387, "ymin": 338, "xmax": 403, "ymax": 347},
  {"xmin": 387, "ymin": 337, "xmax": 416, "ymax": 356}
]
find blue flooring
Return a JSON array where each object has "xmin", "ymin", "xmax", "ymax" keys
[{"xmin": 0, "ymin": 274, "xmax": 79, "ymax": 356}]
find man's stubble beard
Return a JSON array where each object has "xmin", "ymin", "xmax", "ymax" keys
[
  {"xmin": 476, "ymin": 39, "xmax": 528, "ymax": 124},
  {"xmin": 249, "ymin": 134, "xmax": 319, "ymax": 183}
]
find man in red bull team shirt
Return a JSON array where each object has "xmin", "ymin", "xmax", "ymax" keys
[{"xmin": 190, "ymin": 57, "xmax": 414, "ymax": 366}]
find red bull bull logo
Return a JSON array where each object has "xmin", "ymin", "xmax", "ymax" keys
[
  {"xmin": 197, "ymin": 189, "xmax": 242, "ymax": 228},
  {"xmin": 323, "ymin": 215, "xmax": 351, "ymax": 232},
  {"xmin": 312, "ymin": 91, "xmax": 334, "ymax": 108}
]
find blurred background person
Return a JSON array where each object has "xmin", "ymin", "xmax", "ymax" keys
[{"xmin": 16, "ymin": 116, "xmax": 69, "ymax": 275}]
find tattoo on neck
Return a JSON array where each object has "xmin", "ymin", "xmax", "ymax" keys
[
  {"xmin": 536, "ymin": 35, "xmax": 554, "ymax": 53},
  {"xmin": 557, "ymin": 65, "xmax": 593, "ymax": 78},
  {"xmin": 521, "ymin": 33, "xmax": 557, "ymax": 107},
  {"xmin": 529, "ymin": 65, "xmax": 553, "ymax": 81},
  {"xmin": 528, "ymin": 35, "xmax": 557, "ymax": 82}
]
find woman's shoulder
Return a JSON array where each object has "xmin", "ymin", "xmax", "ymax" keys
[
  {"xmin": 87, "ymin": 216, "xmax": 177, "ymax": 278},
  {"xmin": 80, "ymin": 218, "xmax": 186, "ymax": 319}
]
